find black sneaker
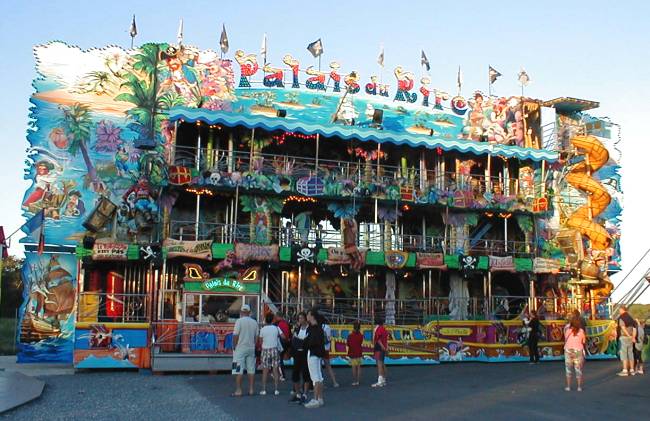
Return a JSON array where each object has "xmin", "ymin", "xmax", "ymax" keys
[
  {"xmin": 299, "ymin": 394, "xmax": 308, "ymax": 404},
  {"xmin": 289, "ymin": 394, "xmax": 301, "ymax": 403}
]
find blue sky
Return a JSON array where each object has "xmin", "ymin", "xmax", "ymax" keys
[{"xmin": 1, "ymin": 0, "xmax": 649, "ymax": 300}]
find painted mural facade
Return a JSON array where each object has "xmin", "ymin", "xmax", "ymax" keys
[{"xmin": 17, "ymin": 41, "xmax": 622, "ymax": 367}]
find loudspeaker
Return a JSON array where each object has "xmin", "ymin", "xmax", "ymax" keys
[
  {"xmin": 276, "ymin": 109, "xmax": 287, "ymax": 118},
  {"xmin": 83, "ymin": 236, "xmax": 96, "ymax": 249},
  {"xmin": 372, "ymin": 109, "xmax": 383, "ymax": 125}
]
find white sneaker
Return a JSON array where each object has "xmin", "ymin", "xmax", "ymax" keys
[
  {"xmin": 274, "ymin": 390, "xmax": 280, "ymax": 396},
  {"xmin": 371, "ymin": 381, "xmax": 386, "ymax": 388},
  {"xmin": 259, "ymin": 390, "xmax": 267, "ymax": 395},
  {"xmin": 304, "ymin": 399, "xmax": 321, "ymax": 409},
  {"xmin": 616, "ymin": 370, "xmax": 629, "ymax": 377},
  {"xmin": 318, "ymin": 399, "xmax": 324, "ymax": 406},
  {"xmin": 631, "ymin": 370, "xmax": 637, "ymax": 376}
]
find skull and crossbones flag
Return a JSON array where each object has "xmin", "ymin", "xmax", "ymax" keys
[
  {"xmin": 292, "ymin": 245, "xmax": 317, "ymax": 266},
  {"xmin": 459, "ymin": 254, "xmax": 478, "ymax": 278}
]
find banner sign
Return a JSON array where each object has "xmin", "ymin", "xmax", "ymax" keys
[
  {"xmin": 92, "ymin": 240, "xmax": 128, "ymax": 261},
  {"xmin": 234, "ymin": 243, "xmax": 279, "ymax": 263},
  {"xmin": 533, "ymin": 257, "xmax": 561, "ymax": 274},
  {"xmin": 325, "ymin": 247, "xmax": 367, "ymax": 267},
  {"xmin": 163, "ymin": 239, "xmax": 212, "ymax": 260},
  {"xmin": 416, "ymin": 252, "xmax": 447, "ymax": 269},
  {"xmin": 385, "ymin": 250, "xmax": 409, "ymax": 270},
  {"xmin": 489, "ymin": 255, "xmax": 515, "ymax": 272},
  {"xmin": 184, "ymin": 279, "xmax": 260, "ymax": 294}
]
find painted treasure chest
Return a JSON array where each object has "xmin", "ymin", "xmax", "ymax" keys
[{"xmin": 169, "ymin": 166, "xmax": 193, "ymax": 186}]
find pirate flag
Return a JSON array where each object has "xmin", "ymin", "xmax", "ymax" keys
[
  {"xmin": 459, "ymin": 254, "xmax": 479, "ymax": 278},
  {"xmin": 220, "ymin": 24, "xmax": 229, "ymax": 54},
  {"xmin": 307, "ymin": 38, "xmax": 324, "ymax": 58},
  {"xmin": 292, "ymin": 245, "xmax": 318, "ymax": 266},
  {"xmin": 489, "ymin": 66, "xmax": 502, "ymax": 84}
]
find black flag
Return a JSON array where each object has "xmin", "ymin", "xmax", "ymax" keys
[
  {"xmin": 220, "ymin": 24, "xmax": 229, "ymax": 54},
  {"xmin": 129, "ymin": 15, "xmax": 137, "ymax": 38},
  {"xmin": 489, "ymin": 66, "xmax": 502, "ymax": 84},
  {"xmin": 307, "ymin": 38, "xmax": 324, "ymax": 58},
  {"xmin": 421, "ymin": 50, "xmax": 430, "ymax": 72}
]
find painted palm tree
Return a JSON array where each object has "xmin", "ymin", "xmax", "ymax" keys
[
  {"xmin": 115, "ymin": 43, "xmax": 162, "ymax": 141},
  {"xmin": 60, "ymin": 103, "xmax": 100, "ymax": 189}
]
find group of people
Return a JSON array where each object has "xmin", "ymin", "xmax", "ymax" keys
[
  {"xmin": 230, "ymin": 305, "xmax": 389, "ymax": 409},
  {"xmin": 523, "ymin": 306, "xmax": 646, "ymax": 392}
]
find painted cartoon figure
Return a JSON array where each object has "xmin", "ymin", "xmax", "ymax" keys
[
  {"xmin": 344, "ymin": 71, "xmax": 360, "ymax": 94},
  {"xmin": 305, "ymin": 66, "xmax": 326, "ymax": 91},
  {"xmin": 159, "ymin": 46, "xmax": 200, "ymax": 103},
  {"xmin": 262, "ymin": 63, "xmax": 284, "ymax": 88},
  {"xmin": 63, "ymin": 190, "xmax": 85, "ymax": 217},
  {"xmin": 234, "ymin": 50, "xmax": 259, "ymax": 88},
  {"xmin": 485, "ymin": 97, "xmax": 508, "ymax": 144},
  {"xmin": 282, "ymin": 54, "xmax": 300, "ymax": 88},
  {"xmin": 329, "ymin": 61, "xmax": 341, "ymax": 92},
  {"xmin": 467, "ymin": 91, "xmax": 486, "ymax": 141},
  {"xmin": 393, "ymin": 67, "xmax": 417, "ymax": 103},
  {"xmin": 23, "ymin": 160, "xmax": 57, "ymax": 209},
  {"xmin": 419, "ymin": 77, "xmax": 431, "ymax": 107},
  {"xmin": 122, "ymin": 178, "xmax": 158, "ymax": 222}
]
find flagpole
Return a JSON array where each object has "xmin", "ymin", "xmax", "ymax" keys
[
  {"xmin": 488, "ymin": 65, "xmax": 491, "ymax": 97},
  {"xmin": 318, "ymin": 55, "xmax": 321, "ymax": 72}
]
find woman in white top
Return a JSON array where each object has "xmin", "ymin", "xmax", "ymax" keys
[{"xmin": 259, "ymin": 312, "xmax": 285, "ymax": 395}]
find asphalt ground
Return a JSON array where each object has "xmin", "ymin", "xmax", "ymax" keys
[{"xmin": 3, "ymin": 360, "xmax": 648, "ymax": 420}]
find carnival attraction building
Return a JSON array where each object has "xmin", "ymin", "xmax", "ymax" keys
[{"xmin": 17, "ymin": 41, "xmax": 622, "ymax": 369}]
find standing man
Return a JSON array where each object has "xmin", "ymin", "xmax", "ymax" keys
[
  {"xmin": 231, "ymin": 304, "xmax": 259, "ymax": 396},
  {"xmin": 527, "ymin": 310, "xmax": 541, "ymax": 364},
  {"xmin": 304, "ymin": 309, "xmax": 326, "ymax": 409},
  {"xmin": 617, "ymin": 306, "xmax": 637, "ymax": 376}
]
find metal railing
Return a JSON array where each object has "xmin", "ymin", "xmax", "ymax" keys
[
  {"xmin": 172, "ymin": 145, "xmax": 548, "ymax": 201},
  {"xmin": 152, "ymin": 321, "xmax": 238, "ymax": 354},
  {"xmin": 272, "ymin": 295, "xmax": 579, "ymax": 325},
  {"xmin": 168, "ymin": 219, "xmax": 534, "ymax": 255},
  {"xmin": 77, "ymin": 292, "xmax": 150, "ymax": 323}
]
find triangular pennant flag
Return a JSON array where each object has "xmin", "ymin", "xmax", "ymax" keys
[
  {"xmin": 307, "ymin": 38, "xmax": 324, "ymax": 58},
  {"xmin": 21, "ymin": 209, "xmax": 45, "ymax": 235},
  {"xmin": 129, "ymin": 15, "xmax": 137, "ymax": 38},
  {"xmin": 177, "ymin": 18, "xmax": 184, "ymax": 45},
  {"xmin": 421, "ymin": 50, "xmax": 430, "ymax": 72},
  {"xmin": 220, "ymin": 24, "xmax": 229, "ymax": 54},
  {"xmin": 261, "ymin": 33, "xmax": 268, "ymax": 64},
  {"xmin": 489, "ymin": 66, "xmax": 502, "ymax": 84},
  {"xmin": 377, "ymin": 45, "xmax": 384, "ymax": 67}
]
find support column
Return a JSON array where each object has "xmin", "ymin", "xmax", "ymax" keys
[
  {"xmin": 195, "ymin": 124, "xmax": 202, "ymax": 239},
  {"xmin": 227, "ymin": 132, "xmax": 234, "ymax": 173},
  {"xmin": 315, "ymin": 133, "xmax": 320, "ymax": 174}
]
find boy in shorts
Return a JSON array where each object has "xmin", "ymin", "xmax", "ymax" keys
[{"xmin": 372, "ymin": 317, "xmax": 388, "ymax": 388}]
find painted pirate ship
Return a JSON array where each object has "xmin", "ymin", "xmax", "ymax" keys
[{"xmin": 17, "ymin": 38, "xmax": 622, "ymax": 368}]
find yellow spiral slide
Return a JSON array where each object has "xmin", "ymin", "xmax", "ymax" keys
[{"xmin": 565, "ymin": 135, "xmax": 612, "ymax": 251}]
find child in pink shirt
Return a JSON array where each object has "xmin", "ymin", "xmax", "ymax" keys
[{"xmin": 564, "ymin": 316, "xmax": 586, "ymax": 392}]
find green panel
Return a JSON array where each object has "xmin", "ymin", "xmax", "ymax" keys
[
  {"xmin": 405, "ymin": 253, "xmax": 416, "ymax": 268},
  {"xmin": 211, "ymin": 243, "xmax": 234, "ymax": 259},
  {"xmin": 127, "ymin": 244, "xmax": 140, "ymax": 260},
  {"xmin": 76, "ymin": 245, "xmax": 92, "ymax": 258},
  {"xmin": 365, "ymin": 251, "xmax": 384, "ymax": 266},
  {"xmin": 445, "ymin": 254, "xmax": 459, "ymax": 269},
  {"xmin": 316, "ymin": 248, "xmax": 328, "ymax": 263},
  {"xmin": 477, "ymin": 256, "xmax": 489, "ymax": 270},
  {"xmin": 279, "ymin": 247, "xmax": 292, "ymax": 262},
  {"xmin": 515, "ymin": 258, "xmax": 533, "ymax": 272},
  {"xmin": 184, "ymin": 279, "xmax": 260, "ymax": 294}
]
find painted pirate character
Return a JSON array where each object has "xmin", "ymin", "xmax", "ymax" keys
[
  {"xmin": 393, "ymin": 66, "xmax": 417, "ymax": 103},
  {"xmin": 282, "ymin": 54, "xmax": 300, "ymax": 88},
  {"xmin": 234, "ymin": 50, "xmax": 259, "ymax": 87}
]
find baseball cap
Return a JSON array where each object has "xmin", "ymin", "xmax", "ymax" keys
[{"xmin": 240, "ymin": 304, "xmax": 251, "ymax": 313}]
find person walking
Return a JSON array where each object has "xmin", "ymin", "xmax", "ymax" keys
[
  {"xmin": 347, "ymin": 321, "xmax": 364, "ymax": 386},
  {"xmin": 231, "ymin": 304, "xmax": 259, "ymax": 397},
  {"xmin": 321, "ymin": 319, "xmax": 340, "ymax": 388},
  {"xmin": 304, "ymin": 309, "xmax": 326, "ymax": 409},
  {"xmin": 634, "ymin": 319, "xmax": 645, "ymax": 375},
  {"xmin": 617, "ymin": 306, "xmax": 637, "ymax": 376},
  {"xmin": 527, "ymin": 310, "xmax": 541, "ymax": 364},
  {"xmin": 563, "ymin": 315, "xmax": 586, "ymax": 392},
  {"xmin": 289, "ymin": 312, "xmax": 312, "ymax": 403},
  {"xmin": 259, "ymin": 312, "xmax": 285, "ymax": 395},
  {"xmin": 371, "ymin": 317, "xmax": 389, "ymax": 388}
]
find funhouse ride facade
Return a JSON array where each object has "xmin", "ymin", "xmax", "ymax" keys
[{"xmin": 16, "ymin": 39, "xmax": 622, "ymax": 370}]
